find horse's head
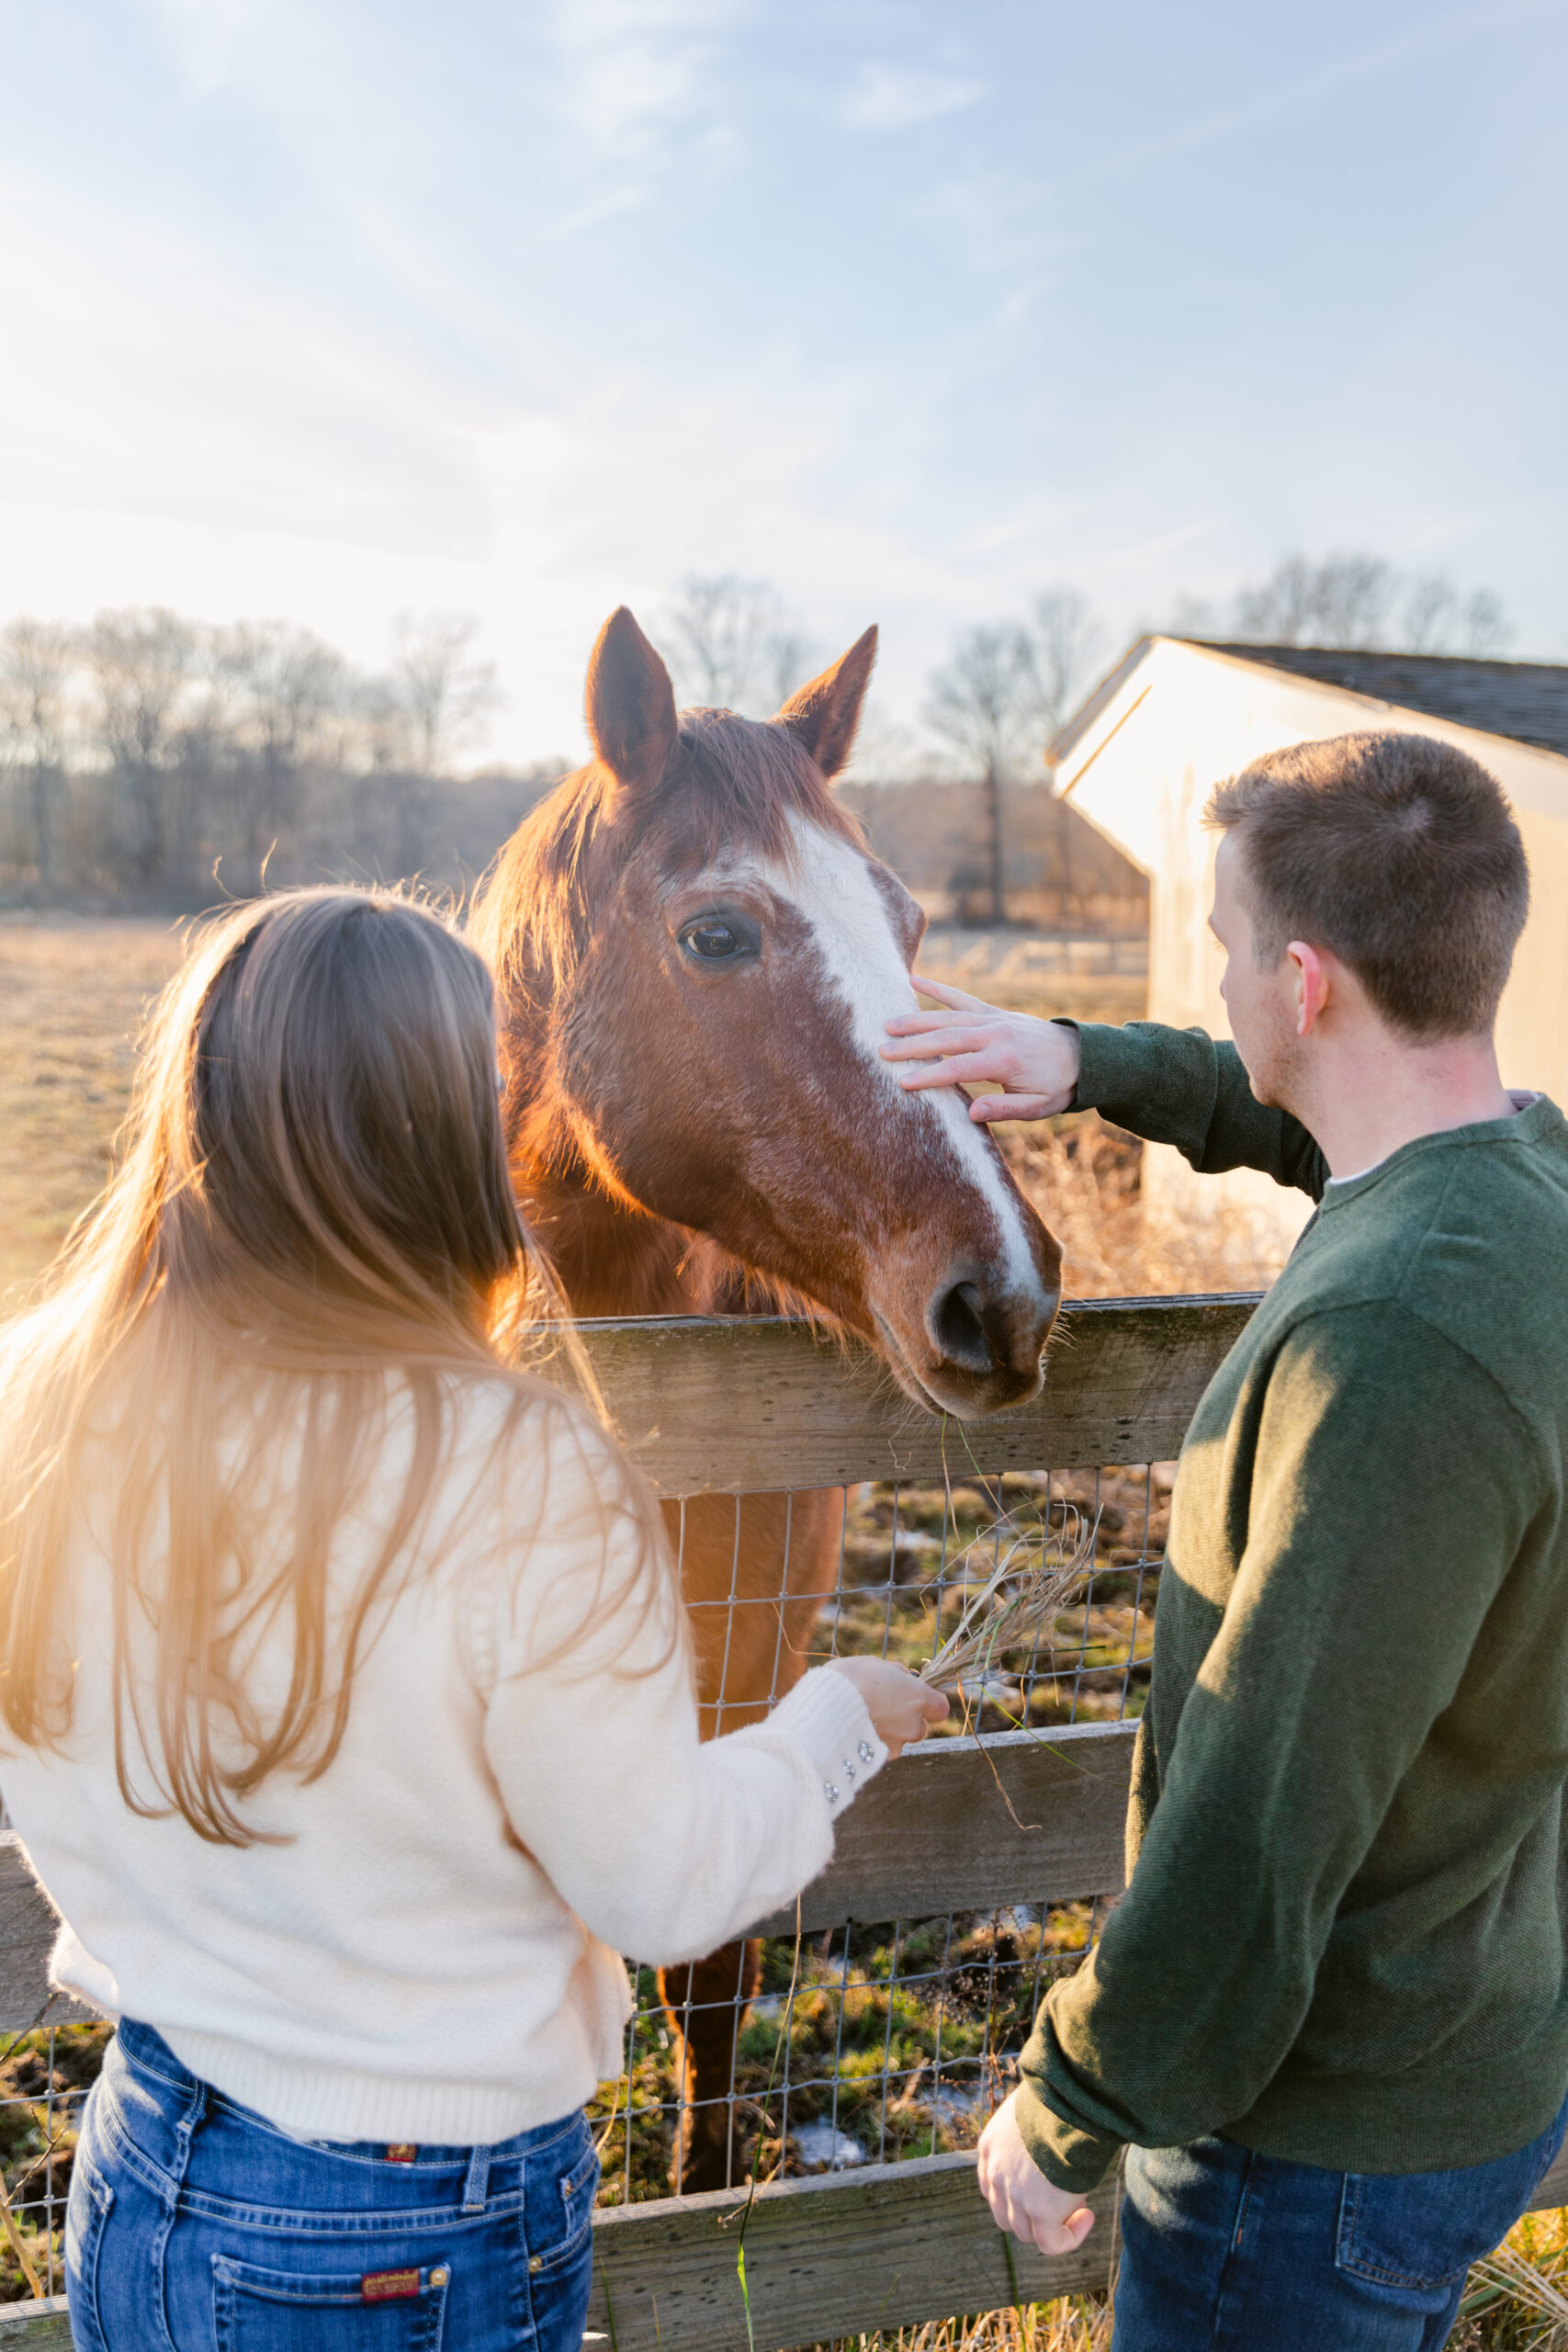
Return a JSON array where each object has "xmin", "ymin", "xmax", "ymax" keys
[{"xmin": 479, "ymin": 607, "xmax": 1061, "ymax": 1417}]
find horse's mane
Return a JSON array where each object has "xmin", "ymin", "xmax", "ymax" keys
[{"xmin": 469, "ymin": 709, "xmax": 866, "ymax": 1008}]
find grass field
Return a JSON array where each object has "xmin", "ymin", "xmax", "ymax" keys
[{"xmin": 0, "ymin": 918, "xmax": 184, "ymax": 1305}]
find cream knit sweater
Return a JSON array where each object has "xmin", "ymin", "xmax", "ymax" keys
[{"xmin": 0, "ymin": 1376, "xmax": 886, "ymax": 2145}]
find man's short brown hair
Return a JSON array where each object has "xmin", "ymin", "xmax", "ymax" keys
[{"xmin": 1206, "ymin": 730, "xmax": 1529, "ymax": 1038}]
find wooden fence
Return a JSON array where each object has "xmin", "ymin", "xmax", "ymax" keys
[{"xmin": 3, "ymin": 1297, "xmax": 1564, "ymax": 2351}]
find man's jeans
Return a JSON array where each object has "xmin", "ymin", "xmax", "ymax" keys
[{"xmin": 1111, "ymin": 2092, "xmax": 1568, "ymax": 2351}]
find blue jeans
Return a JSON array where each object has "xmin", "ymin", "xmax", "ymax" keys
[
  {"xmin": 1111, "ymin": 2091, "xmax": 1568, "ymax": 2351},
  {"xmin": 65, "ymin": 2022, "xmax": 599, "ymax": 2352}
]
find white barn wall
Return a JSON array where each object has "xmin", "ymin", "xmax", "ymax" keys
[{"xmin": 1052, "ymin": 641, "xmax": 1568, "ymax": 1261}]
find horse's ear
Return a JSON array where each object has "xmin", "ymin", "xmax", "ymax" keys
[
  {"xmin": 585, "ymin": 606, "xmax": 678, "ymax": 808},
  {"xmin": 775, "ymin": 626, "xmax": 878, "ymax": 781}
]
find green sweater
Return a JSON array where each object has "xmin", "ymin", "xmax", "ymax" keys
[{"xmin": 1015, "ymin": 1021, "xmax": 1568, "ymax": 2191}]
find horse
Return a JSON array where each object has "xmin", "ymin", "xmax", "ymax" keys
[{"xmin": 469, "ymin": 607, "xmax": 1062, "ymax": 2190}]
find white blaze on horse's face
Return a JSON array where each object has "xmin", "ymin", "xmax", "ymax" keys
[{"xmin": 750, "ymin": 810, "xmax": 1061, "ymax": 1415}]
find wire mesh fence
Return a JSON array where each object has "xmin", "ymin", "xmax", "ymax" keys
[
  {"xmin": 0, "ymin": 2019, "xmax": 109, "ymax": 2300},
  {"xmin": 0, "ymin": 1456, "xmax": 1170, "ymax": 2295},
  {"xmin": 598, "ymin": 1459, "xmax": 1171, "ymax": 2199}
]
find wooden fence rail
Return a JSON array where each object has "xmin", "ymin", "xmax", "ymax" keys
[
  {"xmin": 6, "ymin": 1297, "xmax": 1552, "ymax": 2351},
  {"xmin": 574, "ymin": 1293, "xmax": 1258, "ymax": 1495}
]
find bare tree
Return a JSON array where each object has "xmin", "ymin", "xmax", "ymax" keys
[
  {"xmin": 1032, "ymin": 586, "xmax": 1106, "ymax": 738},
  {"xmin": 218, "ymin": 623, "xmax": 348, "ymax": 854},
  {"xmin": 83, "ymin": 608, "xmax": 202, "ymax": 882},
  {"xmin": 1312, "ymin": 555, "xmax": 1393, "ymax": 648},
  {"xmin": 659, "ymin": 573, "xmax": 778, "ymax": 713},
  {"xmin": 1402, "ymin": 574, "xmax": 1460, "ymax": 652},
  {"xmin": 1234, "ymin": 554, "xmax": 1323, "ymax": 645},
  {"xmin": 760, "ymin": 625, "xmax": 823, "ymax": 714},
  {"xmin": 1461, "ymin": 589, "xmax": 1511, "ymax": 657},
  {"xmin": 924, "ymin": 625, "xmax": 1040, "ymax": 924},
  {"xmin": 390, "ymin": 612, "xmax": 497, "ymax": 774},
  {"xmin": 1232, "ymin": 550, "xmax": 1508, "ymax": 655},
  {"xmin": 0, "ymin": 619, "xmax": 73, "ymax": 883},
  {"xmin": 658, "ymin": 572, "xmax": 823, "ymax": 717}
]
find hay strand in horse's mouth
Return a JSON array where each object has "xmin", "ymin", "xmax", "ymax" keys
[{"xmin": 919, "ymin": 1502, "xmax": 1100, "ymax": 1694}]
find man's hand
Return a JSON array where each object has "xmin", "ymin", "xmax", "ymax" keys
[
  {"xmin": 882, "ymin": 977, "xmax": 1082, "ymax": 1124},
  {"xmin": 976, "ymin": 2089, "xmax": 1097, "ymax": 2257}
]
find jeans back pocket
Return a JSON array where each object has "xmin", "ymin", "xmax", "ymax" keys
[
  {"xmin": 1337, "ymin": 2121, "xmax": 1565, "ymax": 2294},
  {"xmin": 527, "ymin": 2126, "xmax": 601, "ymax": 2279},
  {"xmin": 211, "ymin": 2256, "xmax": 449, "ymax": 2352}
]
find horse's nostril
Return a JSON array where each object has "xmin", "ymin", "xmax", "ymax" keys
[{"xmin": 930, "ymin": 1279, "xmax": 995, "ymax": 1374}]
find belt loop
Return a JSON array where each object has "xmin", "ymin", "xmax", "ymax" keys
[
  {"xmin": 169, "ymin": 2076, "xmax": 208, "ymax": 2193},
  {"xmin": 462, "ymin": 2143, "xmax": 491, "ymax": 2213}
]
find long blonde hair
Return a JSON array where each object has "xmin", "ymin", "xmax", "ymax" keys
[{"xmin": 0, "ymin": 887, "xmax": 674, "ymax": 1843}]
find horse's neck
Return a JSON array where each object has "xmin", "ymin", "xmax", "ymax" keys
[
  {"xmin": 525, "ymin": 1164, "xmax": 710, "ymax": 1318},
  {"xmin": 504, "ymin": 1017, "xmax": 742, "ymax": 1321}
]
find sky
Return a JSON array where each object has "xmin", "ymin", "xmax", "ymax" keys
[{"xmin": 2, "ymin": 0, "xmax": 1564, "ymax": 764}]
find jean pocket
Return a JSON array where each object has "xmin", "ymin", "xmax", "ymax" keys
[
  {"xmin": 210, "ymin": 2256, "xmax": 449, "ymax": 2352},
  {"xmin": 1337, "ymin": 2137, "xmax": 1554, "ymax": 2294},
  {"xmin": 526, "ymin": 2125, "xmax": 601, "ymax": 2278}
]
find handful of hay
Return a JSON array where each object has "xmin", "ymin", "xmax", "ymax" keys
[{"xmin": 919, "ymin": 1501, "xmax": 1100, "ymax": 1701}]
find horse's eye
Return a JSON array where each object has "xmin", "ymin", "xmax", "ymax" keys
[{"xmin": 680, "ymin": 914, "xmax": 757, "ymax": 963}]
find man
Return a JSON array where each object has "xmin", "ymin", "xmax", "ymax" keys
[{"xmin": 882, "ymin": 731, "xmax": 1568, "ymax": 2350}]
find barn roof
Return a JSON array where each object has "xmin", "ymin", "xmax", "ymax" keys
[{"xmin": 1186, "ymin": 644, "xmax": 1568, "ymax": 760}]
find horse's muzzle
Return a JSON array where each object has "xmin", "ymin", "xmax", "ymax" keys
[{"xmin": 908, "ymin": 1256, "xmax": 1059, "ymax": 1417}]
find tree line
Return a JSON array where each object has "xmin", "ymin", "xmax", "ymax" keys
[
  {"xmin": 0, "ymin": 552, "xmax": 1517, "ymax": 910},
  {"xmin": 0, "ymin": 608, "xmax": 508, "ymax": 899},
  {"xmin": 915, "ymin": 551, "xmax": 1514, "ymax": 923}
]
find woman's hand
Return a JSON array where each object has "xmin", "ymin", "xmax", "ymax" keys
[
  {"xmin": 881, "ymin": 976, "xmax": 1082, "ymax": 1124},
  {"xmin": 825, "ymin": 1657, "xmax": 950, "ymax": 1758},
  {"xmin": 976, "ymin": 2089, "xmax": 1097, "ymax": 2256}
]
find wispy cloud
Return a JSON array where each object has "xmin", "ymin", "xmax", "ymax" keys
[
  {"xmin": 542, "ymin": 0, "xmax": 746, "ymax": 222},
  {"xmin": 1054, "ymin": 0, "xmax": 1553, "ymax": 195},
  {"xmin": 843, "ymin": 61, "xmax": 985, "ymax": 133}
]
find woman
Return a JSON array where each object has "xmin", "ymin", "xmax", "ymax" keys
[{"xmin": 0, "ymin": 887, "xmax": 942, "ymax": 2350}]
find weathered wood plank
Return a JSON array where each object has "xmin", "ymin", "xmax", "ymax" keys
[
  {"xmin": 0, "ymin": 2298, "xmax": 71, "ymax": 2350},
  {"xmin": 1529, "ymin": 2139, "xmax": 1568, "ymax": 2212},
  {"xmin": 750, "ymin": 1721, "xmax": 1135, "ymax": 1938},
  {"xmin": 585, "ymin": 2151, "xmax": 1119, "ymax": 2352},
  {"xmin": 576, "ymin": 1295, "xmax": 1259, "ymax": 1497},
  {"xmin": 0, "ymin": 1838, "xmax": 95, "ymax": 2033}
]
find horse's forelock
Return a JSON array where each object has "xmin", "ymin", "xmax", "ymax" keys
[{"xmin": 650, "ymin": 710, "xmax": 864, "ymax": 875}]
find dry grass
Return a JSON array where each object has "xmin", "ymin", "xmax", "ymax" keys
[
  {"xmin": 0, "ymin": 917, "xmax": 183, "ymax": 1305},
  {"xmin": 814, "ymin": 2302, "xmax": 1111, "ymax": 2351},
  {"xmin": 999, "ymin": 1114, "xmax": 1290, "ymax": 1301}
]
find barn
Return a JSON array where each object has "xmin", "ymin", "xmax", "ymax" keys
[{"xmin": 1045, "ymin": 640, "xmax": 1568, "ymax": 1254}]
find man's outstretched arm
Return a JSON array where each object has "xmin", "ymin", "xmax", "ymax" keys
[{"xmin": 882, "ymin": 979, "xmax": 1327, "ymax": 1200}]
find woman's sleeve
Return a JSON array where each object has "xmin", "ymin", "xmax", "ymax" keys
[{"xmin": 478, "ymin": 1398, "xmax": 887, "ymax": 1964}]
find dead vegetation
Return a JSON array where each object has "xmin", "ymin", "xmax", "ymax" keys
[
  {"xmin": 0, "ymin": 917, "xmax": 183, "ymax": 1304},
  {"xmin": 999, "ymin": 1114, "xmax": 1290, "ymax": 1301}
]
